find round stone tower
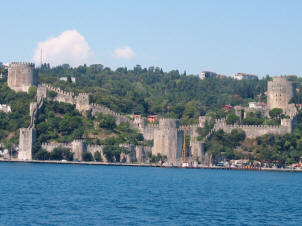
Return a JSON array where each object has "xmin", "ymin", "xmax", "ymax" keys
[
  {"xmin": 153, "ymin": 118, "xmax": 183, "ymax": 164},
  {"xmin": 267, "ymin": 76, "xmax": 295, "ymax": 111},
  {"xmin": 8, "ymin": 62, "xmax": 37, "ymax": 93}
]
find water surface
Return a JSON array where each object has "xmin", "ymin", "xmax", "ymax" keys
[{"xmin": 0, "ymin": 162, "xmax": 301, "ymax": 225}]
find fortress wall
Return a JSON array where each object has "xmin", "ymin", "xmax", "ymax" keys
[
  {"xmin": 179, "ymin": 125, "xmax": 199, "ymax": 136},
  {"xmin": 37, "ymin": 86, "xmax": 47, "ymax": 101},
  {"xmin": 75, "ymin": 94, "xmax": 90, "ymax": 111},
  {"xmin": 141, "ymin": 126, "xmax": 155, "ymax": 140},
  {"xmin": 42, "ymin": 143, "xmax": 72, "ymax": 152},
  {"xmin": 40, "ymin": 84, "xmax": 90, "ymax": 112},
  {"xmin": 18, "ymin": 128, "xmax": 36, "ymax": 160},
  {"xmin": 214, "ymin": 119, "xmax": 290, "ymax": 138},
  {"xmin": 42, "ymin": 141, "xmax": 105, "ymax": 160},
  {"xmin": 41, "ymin": 83, "xmax": 75, "ymax": 105},
  {"xmin": 121, "ymin": 144, "xmax": 152, "ymax": 163},
  {"xmin": 87, "ymin": 144, "xmax": 105, "ymax": 160},
  {"xmin": 41, "ymin": 83, "xmax": 135, "ymax": 125},
  {"xmin": 90, "ymin": 103, "xmax": 132, "ymax": 125},
  {"xmin": 190, "ymin": 140, "xmax": 205, "ymax": 163}
]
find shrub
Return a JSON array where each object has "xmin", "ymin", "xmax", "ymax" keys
[{"xmin": 82, "ymin": 152, "xmax": 93, "ymax": 161}]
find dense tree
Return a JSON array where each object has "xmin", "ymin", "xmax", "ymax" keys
[
  {"xmin": 269, "ymin": 108, "xmax": 283, "ymax": 119},
  {"xmin": 82, "ymin": 152, "xmax": 93, "ymax": 161},
  {"xmin": 94, "ymin": 151, "xmax": 102, "ymax": 162},
  {"xmin": 96, "ymin": 113, "xmax": 116, "ymax": 130},
  {"xmin": 50, "ymin": 147, "xmax": 74, "ymax": 161},
  {"xmin": 226, "ymin": 113, "xmax": 240, "ymax": 125}
]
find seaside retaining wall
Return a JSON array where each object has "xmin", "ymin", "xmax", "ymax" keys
[
  {"xmin": 42, "ymin": 141, "xmax": 105, "ymax": 161},
  {"xmin": 120, "ymin": 144, "xmax": 152, "ymax": 163}
]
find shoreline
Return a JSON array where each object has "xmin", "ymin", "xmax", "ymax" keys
[{"xmin": 1, "ymin": 159, "xmax": 302, "ymax": 172}]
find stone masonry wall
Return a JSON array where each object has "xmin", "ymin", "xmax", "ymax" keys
[
  {"xmin": 19, "ymin": 128, "xmax": 36, "ymax": 160},
  {"xmin": 42, "ymin": 140, "xmax": 105, "ymax": 161},
  {"xmin": 121, "ymin": 144, "xmax": 152, "ymax": 163},
  {"xmin": 153, "ymin": 119, "xmax": 184, "ymax": 164},
  {"xmin": 214, "ymin": 118, "xmax": 292, "ymax": 138},
  {"xmin": 267, "ymin": 76, "xmax": 295, "ymax": 111},
  {"xmin": 39, "ymin": 84, "xmax": 134, "ymax": 126},
  {"xmin": 40, "ymin": 83, "xmax": 90, "ymax": 112}
]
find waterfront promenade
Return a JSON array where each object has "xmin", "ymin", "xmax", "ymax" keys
[{"xmin": 1, "ymin": 159, "xmax": 301, "ymax": 172}]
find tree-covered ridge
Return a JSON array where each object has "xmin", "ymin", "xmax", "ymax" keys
[
  {"xmin": 204, "ymin": 111, "xmax": 302, "ymax": 166},
  {"xmin": 35, "ymin": 100, "xmax": 146, "ymax": 146},
  {"xmin": 39, "ymin": 64, "xmax": 268, "ymax": 123},
  {"xmin": 0, "ymin": 75, "xmax": 35, "ymax": 148}
]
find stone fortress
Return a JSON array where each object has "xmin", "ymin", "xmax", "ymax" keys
[
  {"xmin": 12, "ymin": 62, "xmax": 298, "ymax": 165},
  {"xmin": 8, "ymin": 62, "xmax": 37, "ymax": 93}
]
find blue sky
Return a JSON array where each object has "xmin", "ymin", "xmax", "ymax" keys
[{"xmin": 1, "ymin": 0, "xmax": 302, "ymax": 76}]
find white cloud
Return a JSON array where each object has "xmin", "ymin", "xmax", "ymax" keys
[
  {"xmin": 113, "ymin": 46, "xmax": 135, "ymax": 60},
  {"xmin": 33, "ymin": 30, "xmax": 94, "ymax": 67}
]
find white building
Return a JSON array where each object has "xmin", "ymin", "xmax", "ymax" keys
[
  {"xmin": 199, "ymin": 71, "xmax": 227, "ymax": 80},
  {"xmin": 232, "ymin": 73, "xmax": 258, "ymax": 80},
  {"xmin": 59, "ymin": 77, "xmax": 76, "ymax": 83},
  {"xmin": 0, "ymin": 104, "xmax": 11, "ymax": 113},
  {"xmin": 248, "ymin": 102, "xmax": 266, "ymax": 109}
]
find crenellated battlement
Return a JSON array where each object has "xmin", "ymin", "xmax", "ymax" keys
[
  {"xmin": 147, "ymin": 124, "xmax": 159, "ymax": 128},
  {"xmin": 41, "ymin": 83, "xmax": 75, "ymax": 97},
  {"xmin": 42, "ymin": 142, "xmax": 72, "ymax": 147},
  {"xmin": 20, "ymin": 127, "xmax": 35, "ymax": 132},
  {"xmin": 9, "ymin": 62, "xmax": 35, "ymax": 67},
  {"xmin": 158, "ymin": 118, "xmax": 180, "ymax": 129},
  {"xmin": 90, "ymin": 103, "xmax": 132, "ymax": 124},
  {"xmin": 213, "ymin": 117, "xmax": 294, "ymax": 138},
  {"xmin": 179, "ymin": 124, "xmax": 199, "ymax": 129},
  {"xmin": 87, "ymin": 144, "xmax": 104, "ymax": 149}
]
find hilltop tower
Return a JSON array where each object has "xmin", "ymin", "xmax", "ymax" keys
[
  {"xmin": 267, "ymin": 77, "xmax": 295, "ymax": 112},
  {"xmin": 8, "ymin": 62, "xmax": 37, "ymax": 93},
  {"xmin": 153, "ymin": 118, "xmax": 183, "ymax": 164}
]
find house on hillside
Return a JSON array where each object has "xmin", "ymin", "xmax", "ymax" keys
[{"xmin": 232, "ymin": 73, "xmax": 258, "ymax": 80}]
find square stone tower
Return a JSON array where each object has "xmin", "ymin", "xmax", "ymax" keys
[{"xmin": 18, "ymin": 128, "xmax": 36, "ymax": 160}]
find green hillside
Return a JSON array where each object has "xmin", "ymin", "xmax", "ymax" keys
[{"xmin": 39, "ymin": 64, "xmax": 268, "ymax": 124}]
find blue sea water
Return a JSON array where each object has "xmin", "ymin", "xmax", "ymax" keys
[{"xmin": 0, "ymin": 163, "xmax": 301, "ymax": 226}]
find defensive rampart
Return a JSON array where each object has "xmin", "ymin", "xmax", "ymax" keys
[
  {"xmin": 90, "ymin": 103, "xmax": 132, "ymax": 125},
  {"xmin": 42, "ymin": 140, "xmax": 151, "ymax": 163},
  {"xmin": 42, "ymin": 140, "xmax": 104, "ymax": 161},
  {"xmin": 120, "ymin": 144, "xmax": 152, "ymax": 163},
  {"xmin": 214, "ymin": 118, "xmax": 293, "ymax": 138},
  {"xmin": 39, "ymin": 84, "xmax": 133, "ymax": 125},
  {"xmin": 39, "ymin": 84, "xmax": 90, "ymax": 112}
]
